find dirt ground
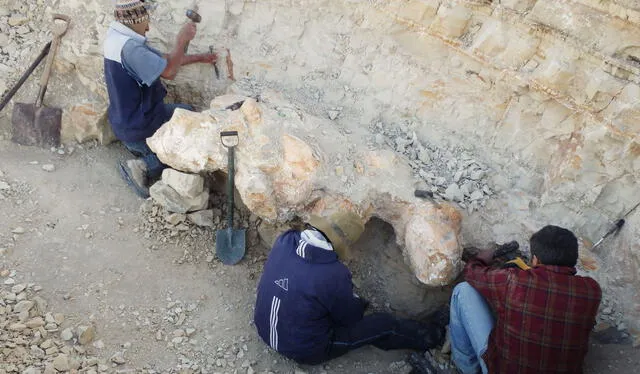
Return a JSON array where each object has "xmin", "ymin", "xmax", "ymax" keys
[{"xmin": 0, "ymin": 132, "xmax": 639, "ymax": 373}]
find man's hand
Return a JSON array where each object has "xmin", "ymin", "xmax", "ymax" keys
[
  {"xmin": 177, "ymin": 23, "xmax": 197, "ymax": 45},
  {"xmin": 201, "ymin": 53, "xmax": 217, "ymax": 64}
]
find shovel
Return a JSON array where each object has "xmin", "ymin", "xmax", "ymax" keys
[
  {"xmin": 216, "ymin": 131, "xmax": 246, "ymax": 265},
  {"xmin": 11, "ymin": 14, "xmax": 70, "ymax": 148}
]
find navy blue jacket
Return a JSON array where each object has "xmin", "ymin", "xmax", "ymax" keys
[
  {"xmin": 254, "ymin": 230, "xmax": 365, "ymax": 362},
  {"xmin": 103, "ymin": 22, "xmax": 169, "ymax": 143}
]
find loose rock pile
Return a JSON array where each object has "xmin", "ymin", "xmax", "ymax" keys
[
  {"xmin": 0, "ymin": 270, "xmax": 107, "ymax": 373},
  {"xmin": 370, "ymin": 120, "xmax": 493, "ymax": 213},
  {"xmin": 141, "ymin": 169, "xmax": 262, "ymax": 265},
  {"xmin": 0, "ymin": 2, "xmax": 51, "ymax": 99}
]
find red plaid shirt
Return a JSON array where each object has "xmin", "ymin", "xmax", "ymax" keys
[{"xmin": 465, "ymin": 259, "xmax": 601, "ymax": 373}]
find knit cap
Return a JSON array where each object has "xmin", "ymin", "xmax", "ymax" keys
[{"xmin": 114, "ymin": 0, "xmax": 150, "ymax": 25}]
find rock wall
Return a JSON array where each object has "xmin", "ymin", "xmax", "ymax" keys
[{"xmin": 1, "ymin": 0, "xmax": 639, "ymax": 333}]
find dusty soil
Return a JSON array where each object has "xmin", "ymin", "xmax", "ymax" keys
[{"xmin": 0, "ymin": 130, "xmax": 638, "ymax": 373}]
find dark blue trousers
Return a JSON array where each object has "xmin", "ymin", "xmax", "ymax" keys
[{"xmin": 298, "ymin": 313, "xmax": 431, "ymax": 365}]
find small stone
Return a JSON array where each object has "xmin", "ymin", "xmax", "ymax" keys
[
  {"xmin": 9, "ymin": 323, "xmax": 27, "ymax": 331},
  {"xmin": 0, "ymin": 181, "xmax": 10, "ymax": 190},
  {"xmin": 187, "ymin": 209, "xmax": 214, "ymax": 227},
  {"xmin": 172, "ymin": 336, "xmax": 184, "ymax": 344},
  {"xmin": 8, "ymin": 14, "xmax": 29, "ymax": 26},
  {"xmin": 44, "ymin": 364, "xmax": 56, "ymax": 374},
  {"xmin": 453, "ymin": 170, "xmax": 463, "ymax": 183},
  {"xmin": 11, "ymin": 284, "xmax": 26, "ymax": 293},
  {"xmin": 53, "ymin": 354, "xmax": 71, "ymax": 371},
  {"xmin": 418, "ymin": 149, "xmax": 431, "ymax": 164},
  {"xmin": 31, "ymin": 345, "xmax": 45, "ymax": 358},
  {"xmin": 470, "ymin": 190, "xmax": 483, "ymax": 201},
  {"xmin": 470, "ymin": 170, "xmax": 485, "ymax": 180},
  {"xmin": 26, "ymin": 317, "xmax": 45, "ymax": 328},
  {"xmin": 93, "ymin": 339, "xmax": 105, "ymax": 349},
  {"xmin": 206, "ymin": 254, "xmax": 215, "ymax": 263},
  {"xmin": 602, "ymin": 307, "xmax": 612, "ymax": 315},
  {"xmin": 173, "ymin": 329, "xmax": 186, "ymax": 337},
  {"xmin": 444, "ymin": 183, "xmax": 464, "ymax": 202},
  {"xmin": 165, "ymin": 213, "xmax": 187, "ymax": 226},
  {"xmin": 327, "ymin": 110, "xmax": 340, "ymax": 120},
  {"xmin": 54, "ymin": 313, "xmax": 64, "ymax": 324},
  {"xmin": 185, "ymin": 328, "xmax": 196, "ymax": 337},
  {"xmin": 110, "ymin": 351, "xmax": 126, "ymax": 365},
  {"xmin": 247, "ymin": 367, "xmax": 255, "ymax": 374},
  {"xmin": 14, "ymin": 300, "xmax": 34, "ymax": 313},
  {"xmin": 78, "ymin": 325, "xmax": 96, "ymax": 345},
  {"xmin": 42, "ymin": 164, "xmax": 55, "ymax": 172},
  {"xmin": 46, "ymin": 346, "xmax": 59, "ymax": 355},
  {"xmin": 40, "ymin": 339, "xmax": 53, "ymax": 349},
  {"xmin": 11, "ymin": 227, "xmax": 25, "ymax": 234},
  {"xmin": 60, "ymin": 328, "xmax": 74, "ymax": 341}
]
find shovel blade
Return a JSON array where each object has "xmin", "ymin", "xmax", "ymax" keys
[
  {"xmin": 11, "ymin": 103, "xmax": 61, "ymax": 147},
  {"xmin": 215, "ymin": 228, "xmax": 246, "ymax": 265}
]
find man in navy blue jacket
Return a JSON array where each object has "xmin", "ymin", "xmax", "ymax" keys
[
  {"xmin": 103, "ymin": 0, "xmax": 216, "ymax": 198},
  {"xmin": 254, "ymin": 212, "xmax": 447, "ymax": 365}
]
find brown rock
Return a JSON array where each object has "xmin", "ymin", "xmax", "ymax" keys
[
  {"xmin": 77, "ymin": 325, "xmax": 96, "ymax": 345},
  {"xmin": 61, "ymin": 103, "xmax": 115, "ymax": 145}
]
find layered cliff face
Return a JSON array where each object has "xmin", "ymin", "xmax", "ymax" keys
[{"xmin": 1, "ymin": 0, "xmax": 638, "ymax": 333}]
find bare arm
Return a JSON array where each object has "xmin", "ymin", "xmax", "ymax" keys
[
  {"xmin": 180, "ymin": 53, "xmax": 217, "ymax": 66},
  {"xmin": 160, "ymin": 23, "xmax": 196, "ymax": 80}
]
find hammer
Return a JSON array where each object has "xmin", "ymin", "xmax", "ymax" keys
[{"xmin": 184, "ymin": 9, "xmax": 201, "ymax": 53}]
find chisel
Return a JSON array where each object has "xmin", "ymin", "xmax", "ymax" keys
[{"xmin": 592, "ymin": 200, "xmax": 640, "ymax": 249}]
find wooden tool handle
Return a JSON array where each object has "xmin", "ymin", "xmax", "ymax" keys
[{"xmin": 35, "ymin": 14, "xmax": 70, "ymax": 107}]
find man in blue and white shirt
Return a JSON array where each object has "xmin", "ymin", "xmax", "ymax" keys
[
  {"xmin": 104, "ymin": 0, "xmax": 216, "ymax": 197},
  {"xmin": 254, "ymin": 212, "xmax": 448, "ymax": 365}
]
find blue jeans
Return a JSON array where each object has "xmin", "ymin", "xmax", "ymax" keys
[
  {"xmin": 449, "ymin": 282, "xmax": 495, "ymax": 374},
  {"xmin": 123, "ymin": 103, "xmax": 193, "ymax": 179},
  {"xmin": 298, "ymin": 313, "xmax": 435, "ymax": 365}
]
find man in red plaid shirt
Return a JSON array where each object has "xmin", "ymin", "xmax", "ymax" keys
[{"xmin": 449, "ymin": 225, "xmax": 602, "ymax": 373}]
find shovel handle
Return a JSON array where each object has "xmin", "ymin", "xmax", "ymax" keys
[
  {"xmin": 35, "ymin": 14, "xmax": 70, "ymax": 107},
  {"xmin": 226, "ymin": 145, "xmax": 235, "ymax": 230},
  {"xmin": 0, "ymin": 42, "xmax": 51, "ymax": 113},
  {"xmin": 220, "ymin": 131, "xmax": 239, "ymax": 147}
]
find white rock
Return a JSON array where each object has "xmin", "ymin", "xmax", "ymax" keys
[
  {"xmin": 327, "ymin": 110, "xmax": 340, "ymax": 120},
  {"xmin": 444, "ymin": 184, "xmax": 464, "ymax": 202},
  {"xmin": 53, "ymin": 354, "xmax": 70, "ymax": 371},
  {"xmin": 110, "ymin": 351, "xmax": 126, "ymax": 365},
  {"xmin": 470, "ymin": 190, "xmax": 483, "ymax": 201},
  {"xmin": 149, "ymin": 181, "xmax": 209, "ymax": 214},
  {"xmin": 11, "ymin": 227, "xmax": 25, "ymax": 234},
  {"xmin": 0, "ymin": 181, "xmax": 10, "ymax": 190},
  {"xmin": 93, "ymin": 339, "xmax": 105, "ymax": 349},
  {"xmin": 11, "ymin": 284, "xmax": 26, "ymax": 293},
  {"xmin": 42, "ymin": 164, "xmax": 55, "ymax": 172},
  {"xmin": 14, "ymin": 300, "xmax": 34, "ymax": 313},
  {"xmin": 187, "ymin": 209, "xmax": 214, "ymax": 227},
  {"xmin": 9, "ymin": 323, "xmax": 27, "ymax": 330},
  {"xmin": 162, "ymin": 169, "xmax": 205, "ymax": 198},
  {"xmin": 60, "ymin": 327, "xmax": 74, "ymax": 341}
]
